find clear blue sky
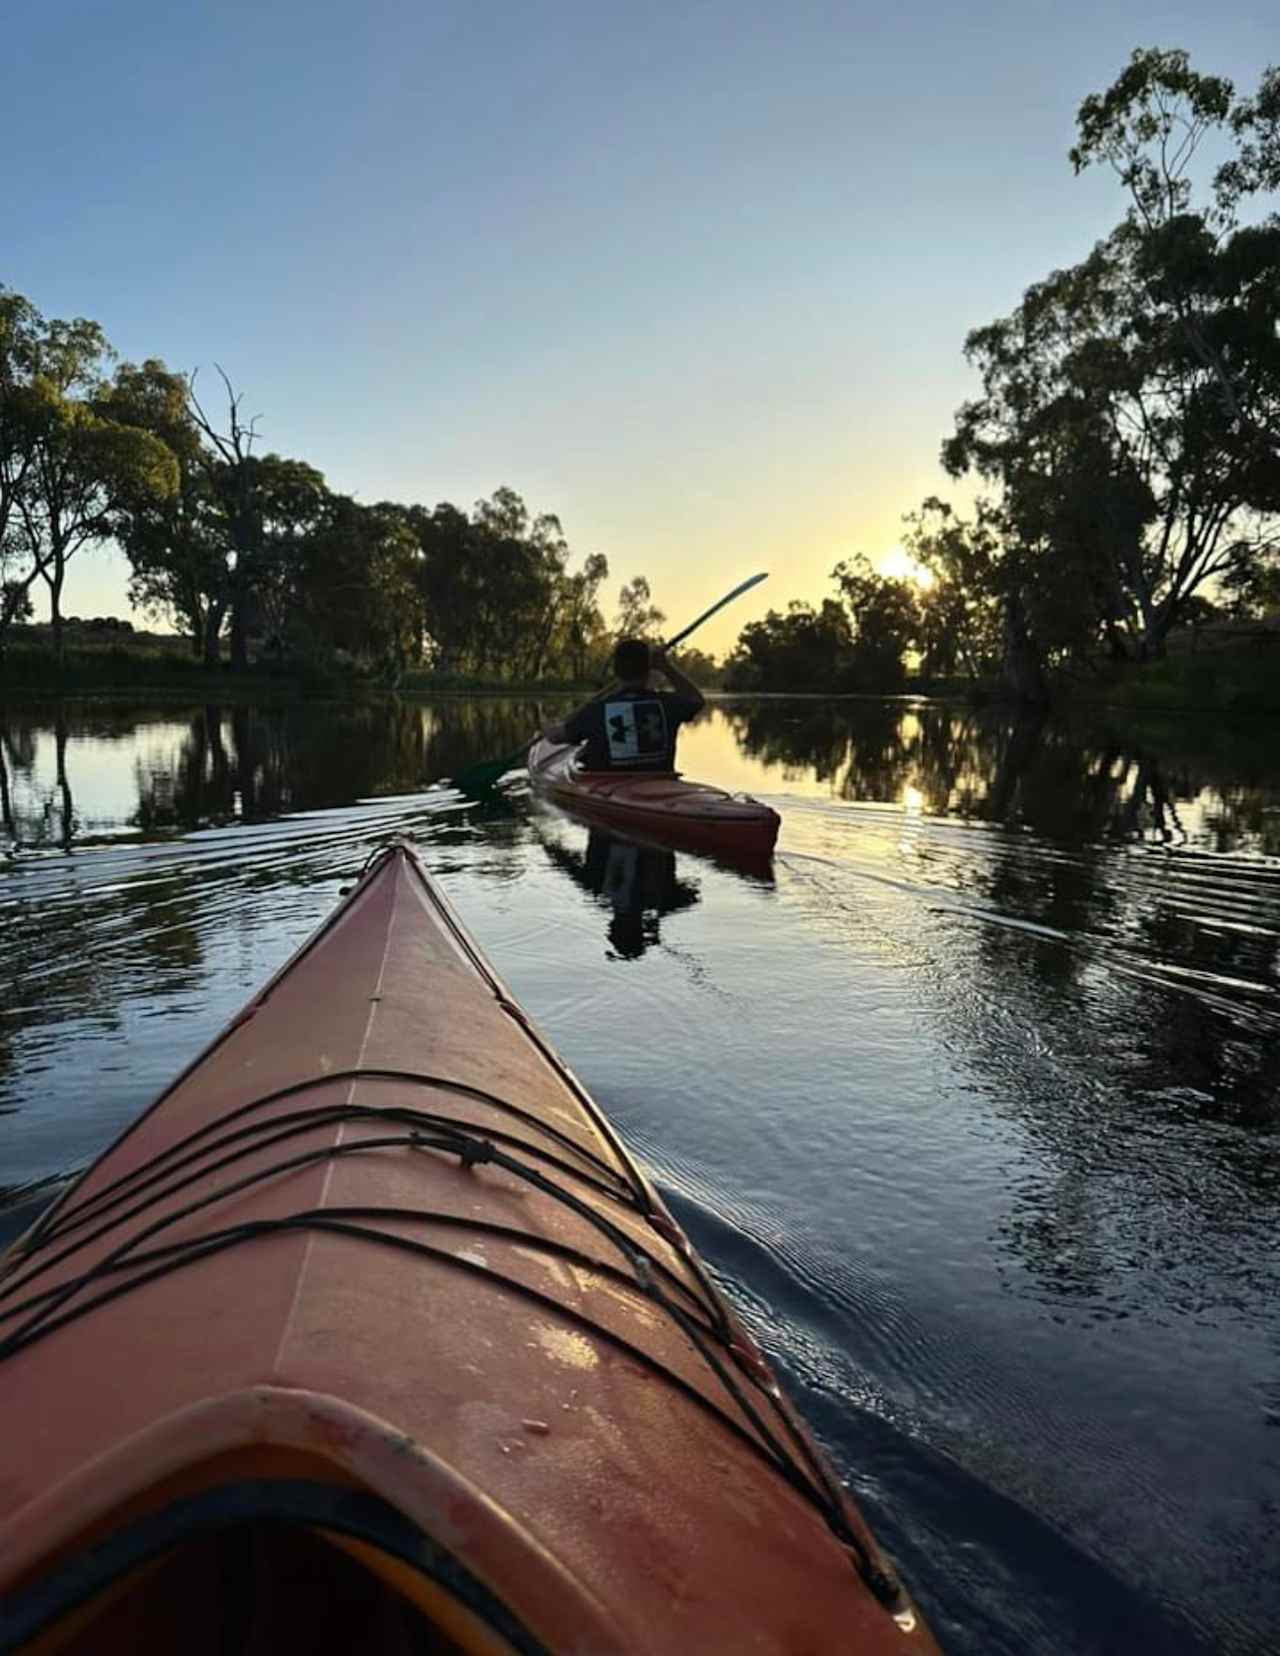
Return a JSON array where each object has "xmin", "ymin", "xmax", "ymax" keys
[{"xmin": 5, "ymin": 0, "xmax": 1274, "ymax": 651}]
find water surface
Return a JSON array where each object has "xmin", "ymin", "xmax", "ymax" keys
[{"xmin": 2, "ymin": 695, "xmax": 1277, "ymax": 1653}]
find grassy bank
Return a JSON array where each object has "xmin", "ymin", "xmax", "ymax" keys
[
  {"xmin": 0, "ymin": 641, "xmax": 599, "ymax": 701},
  {"xmin": 1063, "ymin": 632, "xmax": 1280, "ymax": 717},
  {"xmin": 0, "ymin": 643, "xmax": 323, "ymax": 699},
  {"xmin": 397, "ymin": 669, "xmax": 590, "ymax": 696}
]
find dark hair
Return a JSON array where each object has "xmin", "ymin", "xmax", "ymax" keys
[{"xmin": 612, "ymin": 637, "xmax": 651, "ymax": 681}]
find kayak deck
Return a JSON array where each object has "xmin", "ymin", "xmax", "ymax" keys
[
  {"xmin": 0, "ymin": 842, "xmax": 933, "ymax": 1654},
  {"xmin": 528, "ymin": 738, "xmax": 781, "ymax": 856}
]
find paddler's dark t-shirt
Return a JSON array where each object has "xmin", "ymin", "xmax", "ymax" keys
[{"xmin": 563, "ymin": 688, "xmax": 701, "ymax": 771}]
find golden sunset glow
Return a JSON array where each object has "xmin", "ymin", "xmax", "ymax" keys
[{"xmin": 878, "ymin": 547, "xmax": 935, "ymax": 588}]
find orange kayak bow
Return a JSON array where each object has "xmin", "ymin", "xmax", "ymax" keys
[{"xmin": 0, "ymin": 841, "xmax": 934, "ymax": 1654}]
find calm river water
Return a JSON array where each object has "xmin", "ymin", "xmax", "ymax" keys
[{"xmin": 2, "ymin": 694, "xmax": 1277, "ymax": 1653}]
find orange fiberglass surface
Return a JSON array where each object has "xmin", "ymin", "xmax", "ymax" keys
[
  {"xmin": 527, "ymin": 738, "xmax": 781, "ymax": 859},
  {"xmin": 0, "ymin": 841, "xmax": 936, "ymax": 1654}
]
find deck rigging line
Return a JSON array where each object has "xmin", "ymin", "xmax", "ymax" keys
[{"xmin": 1, "ymin": 1084, "xmax": 901, "ymax": 1607}]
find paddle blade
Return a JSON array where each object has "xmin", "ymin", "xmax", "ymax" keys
[{"xmin": 452, "ymin": 748, "xmax": 529, "ymax": 796}]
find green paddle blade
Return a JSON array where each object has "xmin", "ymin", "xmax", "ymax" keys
[{"xmin": 453, "ymin": 745, "xmax": 531, "ymax": 795}]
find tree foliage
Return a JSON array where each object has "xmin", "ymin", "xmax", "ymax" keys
[
  {"xmin": 0, "ymin": 292, "xmax": 177, "ymax": 660},
  {"xmin": 614, "ymin": 576, "xmax": 666, "ymax": 641},
  {"xmin": 937, "ymin": 47, "xmax": 1280, "ymax": 698},
  {"xmin": 724, "ymin": 561, "xmax": 923, "ymax": 692},
  {"xmin": 3, "ymin": 283, "xmax": 634, "ymax": 685}
]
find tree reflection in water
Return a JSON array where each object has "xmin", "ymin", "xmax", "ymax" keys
[
  {"xmin": 722, "ymin": 698, "xmax": 1279, "ymax": 855},
  {"xmin": 128, "ymin": 699, "xmax": 553, "ymax": 833},
  {"xmin": 721, "ymin": 698, "xmax": 1280, "ymax": 1317}
]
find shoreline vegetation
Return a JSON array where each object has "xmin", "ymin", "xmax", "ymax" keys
[
  {"xmin": 3, "ymin": 50, "xmax": 1276, "ymax": 719},
  {"xmin": 3, "ymin": 623, "xmax": 1278, "ymax": 718}
]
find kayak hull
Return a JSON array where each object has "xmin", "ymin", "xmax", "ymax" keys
[
  {"xmin": 528, "ymin": 737, "xmax": 781, "ymax": 857},
  {"xmin": 0, "ymin": 842, "xmax": 933, "ymax": 1654}
]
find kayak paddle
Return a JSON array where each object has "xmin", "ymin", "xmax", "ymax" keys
[{"xmin": 451, "ymin": 571, "xmax": 768, "ymax": 795}]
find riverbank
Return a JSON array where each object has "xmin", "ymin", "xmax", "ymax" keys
[
  {"xmin": 1060, "ymin": 630, "xmax": 1280, "ymax": 717},
  {"xmin": 7, "ymin": 631, "xmax": 1277, "ymax": 716},
  {"xmin": 0, "ymin": 643, "xmax": 316, "ymax": 700},
  {"xmin": 0, "ymin": 641, "xmax": 601, "ymax": 701}
]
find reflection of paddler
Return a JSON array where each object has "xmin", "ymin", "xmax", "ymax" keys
[
  {"xmin": 583, "ymin": 829, "xmax": 697, "ymax": 960},
  {"xmin": 535, "ymin": 826, "xmax": 700, "ymax": 961},
  {"xmin": 586, "ymin": 830, "xmax": 674, "ymax": 911}
]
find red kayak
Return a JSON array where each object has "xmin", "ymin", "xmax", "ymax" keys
[
  {"xmin": 0, "ymin": 841, "xmax": 933, "ymax": 1654},
  {"xmin": 528, "ymin": 737, "xmax": 781, "ymax": 857}
]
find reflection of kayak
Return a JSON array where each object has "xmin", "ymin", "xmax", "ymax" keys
[
  {"xmin": 0, "ymin": 842, "xmax": 934, "ymax": 1654},
  {"xmin": 528, "ymin": 736, "xmax": 781, "ymax": 857}
]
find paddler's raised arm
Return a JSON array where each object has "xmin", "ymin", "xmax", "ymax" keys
[{"xmin": 653, "ymin": 645, "xmax": 705, "ymax": 710}]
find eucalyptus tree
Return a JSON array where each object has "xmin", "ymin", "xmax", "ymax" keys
[
  {"xmin": 614, "ymin": 575, "xmax": 665, "ymax": 641},
  {"xmin": 830, "ymin": 555, "xmax": 920, "ymax": 689},
  {"xmin": 561, "ymin": 551, "xmax": 610, "ymax": 680},
  {"xmin": 944, "ymin": 48, "xmax": 1280, "ymax": 674},
  {"xmin": 291, "ymin": 497, "xmax": 423, "ymax": 671},
  {"xmin": 0, "ymin": 289, "xmax": 42, "ymax": 652},
  {"xmin": 724, "ymin": 600, "xmax": 853, "ymax": 691},
  {"xmin": 186, "ymin": 370, "xmax": 329, "ymax": 671},
  {"xmin": 0, "ymin": 291, "xmax": 176, "ymax": 663},
  {"xmin": 1071, "ymin": 48, "xmax": 1280, "ymax": 463},
  {"xmin": 104, "ymin": 359, "xmax": 228, "ymax": 663},
  {"xmin": 411, "ymin": 490, "xmax": 604, "ymax": 679}
]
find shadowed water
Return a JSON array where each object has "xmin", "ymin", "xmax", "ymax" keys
[{"xmin": 2, "ymin": 694, "xmax": 1277, "ymax": 1653}]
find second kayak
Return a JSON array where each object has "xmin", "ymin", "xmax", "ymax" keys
[{"xmin": 528, "ymin": 736, "xmax": 781, "ymax": 857}]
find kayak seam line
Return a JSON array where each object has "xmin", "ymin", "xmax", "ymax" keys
[
  {"xmin": 396, "ymin": 846, "xmax": 655, "ymax": 1215},
  {"xmin": 277, "ymin": 856, "xmax": 396, "ymax": 1381}
]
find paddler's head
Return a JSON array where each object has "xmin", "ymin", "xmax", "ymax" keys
[{"xmin": 612, "ymin": 637, "xmax": 652, "ymax": 688}]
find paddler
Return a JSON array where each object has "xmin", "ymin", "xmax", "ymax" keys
[{"xmin": 541, "ymin": 638, "xmax": 705, "ymax": 771}]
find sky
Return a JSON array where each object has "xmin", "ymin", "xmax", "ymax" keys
[{"xmin": 4, "ymin": 0, "xmax": 1274, "ymax": 654}]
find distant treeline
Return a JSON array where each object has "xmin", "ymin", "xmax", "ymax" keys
[
  {"xmin": 724, "ymin": 47, "xmax": 1280, "ymax": 701},
  {"xmin": 0, "ymin": 299, "xmax": 704, "ymax": 686}
]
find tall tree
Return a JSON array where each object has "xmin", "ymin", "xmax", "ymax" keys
[
  {"xmin": 903, "ymin": 498, "xmax": 1042, "ymax": 694},
  {"xmin": 16, "ymin": 316, "xmax": 177, "ymax": 661},
  {"xmin": 187, "ymin": 370, "xmax": 328, "ymax": 670},
  {"xmin": 724, "ymin": 599, "xmax": 852, "ymax": 690},
  {"xmin": 1071, "ymin": 48, "xmax": 1280, "ymax": 463},
  {"xmin": 0, "ymin": 289, "xmax": 43, "ymax": 652},
  {"xmin": 411, "ymin": 490, "xmax": 602, "ymax": 680},
  {"xmin": 103, "ymin": 360, "xmax": 228, "ymax": 663},
  {"xmin": 562, "ymin": 551, "xmax": 610, "ymax": 680},
  {"xmin": 943, "ymin": 49, "xmax": 1280, "ymax": 687},
  {"xmin": 830, "ymin": 555, "xmax": 920, "ymax": 689},
  {"xmin": 903, "ymin": 499, "xmax": 1004, "ymax": 680},
  {"xmin": 614, "ymin": 575, "xmax": 665, "ymax": 640},
  {"xmin": 292, "ymin": 497, "xmax": 423, "ymax": 673}
]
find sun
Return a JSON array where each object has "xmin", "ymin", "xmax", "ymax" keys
[{"xmin": 878, "ymin": 546, "xmax": 934, "ymax": 588}]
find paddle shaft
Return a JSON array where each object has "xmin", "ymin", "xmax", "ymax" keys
[{"xmin": 663, "ymin": 571, "xmax": 768, "ymax": 652}]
